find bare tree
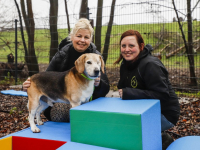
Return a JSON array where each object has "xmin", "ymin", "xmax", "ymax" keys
[
  {"xmin": 102, "ymin": 0, "xmax": 116, "ymax": 64},
  {"xmin": 64, "ymin": 0, "xmax": 71, "ymax": 34},
  {"xmin": 95, "ymin": 0, "xmax": 103, "ymax": 52},
  {"xmin": 79, "ymin": 0, "xmax": 88, "ymax": 18},
  {"xmin": 49, "ymin": 0, "xmax": 58, "ymax": 62},
  {"xmin": 20, "ymin": 0, "xmax": 39, "ymax": 76},
  {"xmin": 14, "ymin": 0, "xmax": 28, "ymax": 61},
  {"xmin": 172, "ymin": 0, "xmax": 197, "ymax": 86},
  {"xmin": 186, "ymin": 0, "xmax": 197, "ymax": 86}
]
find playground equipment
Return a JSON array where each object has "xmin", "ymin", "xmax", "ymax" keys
[{"xmin": 0, "ymin": 90, "xmax": 161, "ymax": 150}]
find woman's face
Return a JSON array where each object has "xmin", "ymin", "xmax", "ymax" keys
[
  {"xmin": 120, "ymin": 36, "xmax": 142, "ymax": 62},
  {"xmin": 71, "ymin": 29, "xmax": 91, "ymax": 52}
]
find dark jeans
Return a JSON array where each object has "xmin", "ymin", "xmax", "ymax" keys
[
  {"xmin": 161, "ymin": 114, "xmax": 174, "ymax": 131},
  {"xmin": 43, "ymin": 106, "xmax": 52, "ymax": 121}
]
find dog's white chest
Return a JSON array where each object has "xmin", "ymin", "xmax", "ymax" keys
[{"xmin": 80, "ymin": 81, "xmax": 94, "ymax": 103}]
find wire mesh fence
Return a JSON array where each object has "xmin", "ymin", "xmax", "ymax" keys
[{"xmin": 0, "ymin": 1, "xmax": 200, "ymax": 96}]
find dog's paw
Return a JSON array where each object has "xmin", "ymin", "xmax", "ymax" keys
[
  {"xmin": 37, "ymin": 120, "xmax": 44, "ymax": 125},
  {"xmin": 31, "ymin": 126, "xmax": 40, "ymax": 133}
]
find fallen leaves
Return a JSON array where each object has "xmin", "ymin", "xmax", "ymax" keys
[
  {"xmin": 0, "ymin": 85, "xmax": 47, "ymax": 138},
  {"xmin": 0, "ymin": 85, "xmax": 32, "ymax": 137},
  {"xmin": 0, "ymin": 84, "xmax": 200, "ymax": 141},
  {"xmin": 168, "ymin": 99, "xmax": 200, "ymax": 139}
]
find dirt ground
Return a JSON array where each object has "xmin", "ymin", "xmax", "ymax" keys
[
  {"xmin": 0, "ymin": 84, "xmax": 200, "ymax": 140},
  {"xmin": 0, "ymin": 64, "xmax": 200, "ymax": 141}
]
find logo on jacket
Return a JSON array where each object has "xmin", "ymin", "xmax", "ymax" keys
[{"xmin": 131, "ymin": 76, "xmax": 137, "ymax": 88}]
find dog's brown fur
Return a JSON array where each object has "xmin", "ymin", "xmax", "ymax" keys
[{"xmin": 27, "ymin": 53, "xmax": 104, "ymax": 132}]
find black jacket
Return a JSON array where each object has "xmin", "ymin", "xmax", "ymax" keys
[
  {"xmin": 46, "ymin": 39, "xmax": 110, "ymax": 100},
  {"xmin": 118, "ymin": 44, "xmax": 180, "ymax": 125}
]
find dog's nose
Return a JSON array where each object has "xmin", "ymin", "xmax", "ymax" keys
[{"xmin": 94, "ymin": 69, "xmax": 100, "ymax": 76}]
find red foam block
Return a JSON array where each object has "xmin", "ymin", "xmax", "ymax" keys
[{"xmin": 12, "ymin": 136, "xmax": 66, "ymax": 150}]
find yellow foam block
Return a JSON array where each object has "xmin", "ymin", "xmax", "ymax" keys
[{"xmin": 0, "ymin": 136, "xmax": 12, "ymax": 150}]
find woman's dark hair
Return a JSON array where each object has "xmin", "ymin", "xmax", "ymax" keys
[{"xmin": 114, "ymin": 30, "xmax": 145, "ymax": 64}]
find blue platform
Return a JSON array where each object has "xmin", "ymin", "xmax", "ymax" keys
[
  {"xmin": 1, "ymin": 121, "xmax": 114, "ymax": 150},
  {"xmin": 167, "ymin": 136, "xmax": 200, "ymax": 150},
  {"xmin": 0, "ymin": 91, "xmax": 162, "ymax": 150},
  {"xmin": 1, "ymin": 90, "xmax": 28, "ymax": 97}
]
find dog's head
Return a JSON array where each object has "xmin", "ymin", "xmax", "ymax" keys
[{"xmin": 75, "ymin": 53, "xmax": 105, "ymax": 79}]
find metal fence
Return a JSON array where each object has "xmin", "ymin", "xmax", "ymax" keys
[{"xmin": 0, "ymin": 1, "xmax": 200, "ymax": 96}]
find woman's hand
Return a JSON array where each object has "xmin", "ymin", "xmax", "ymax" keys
[
  {"xmin": 118, "ymin": 89, "xmax": 123, "ymax": 98},
  {"xmin": 94, "ymin": 74, "xmax": 101, "ymax": 87},
  {"xmin": 22, "ymin": 77, "xmax": 31, "ymax": 92}
]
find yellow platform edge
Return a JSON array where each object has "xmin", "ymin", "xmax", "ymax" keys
[{"xmin": 0, "ymin": 136, "xmax": 12, "ymax": 150}]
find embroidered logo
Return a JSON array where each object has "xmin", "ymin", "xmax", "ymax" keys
[{"xmin": 131, "ymin": 76, "xmax": 137, "ymax": 88}]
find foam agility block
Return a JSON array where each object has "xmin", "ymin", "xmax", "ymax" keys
[
  {"xmin": 70, "ymin": 97, "xmax": 162, "ymax": 150},
  {"xmin": 0, "ymin": 122, "xmax": 114, "ymax": 150},
  {"xmin": 1, "ymin": 90, "xmax": 28, "ymax": 97},
  {"xmin": 12, "ymin": 136, "xmax": 66, "ymax": 150},
  {"xmin": 0, "ymin": 136, "xmax": 66, "ymax": 150},
  {"xmin": 167, "ymin": 136, "xmax": 200, "ymax": 150},
  {"xmin": 0, "ymin": 136, "xmax": 12, "ymax": 150}
]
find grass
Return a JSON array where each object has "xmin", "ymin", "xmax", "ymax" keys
[
  {"xmin": 162, "ymin": 53, "xmax": 200, "ymax": 68},
  {"xmin": 0, "ymin": 21, "xmax": 200, "ymax": 97},
  {"xmin": 0, "ymin": 72, "xmax": 23, "ymax": 85},
  {"xmin": 0, "ymin": 21, "xmax": 199, "ymax": 68},
  {"xmin": 0, "ymin": 29, "xmax": 68, "ymax": 63},
  {"xmin": 176, "ymin": 91, "xmax": 200, "ymax": 98}
]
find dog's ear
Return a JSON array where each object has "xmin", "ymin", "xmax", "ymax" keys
[
  {"xmin": 99, "ymin": 55, "xmax": 105, "ymax": 74},
  {"xmin": 75, "ymin": 54, "xmax": 86, "ymax": 73}
]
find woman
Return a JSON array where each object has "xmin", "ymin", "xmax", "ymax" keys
[
  {"xmin": 23, "ymin": 18, "xmax": 110, "ymax": 121},
  {"xmin": 114, "ymin": 30, "xmax": 180, "ymax": 149}
]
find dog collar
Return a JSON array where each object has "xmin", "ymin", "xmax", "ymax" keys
[{"xmin": 80, "ymin": 73, "xmax": 93, "ymax": 80}]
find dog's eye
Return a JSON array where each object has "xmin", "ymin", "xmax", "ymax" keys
[{"xmin": 87, "ymin": 61, "xmax": 92, "ymax": 64}]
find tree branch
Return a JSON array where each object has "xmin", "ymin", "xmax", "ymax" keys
[
  {"xmin": 0, "ymin": 37, "xmax": 12, "ymax": 50},
  {"xmin": 172, "ymin": 0, "xmax": 189, "ymax": 54},
  {"xmin": 14, "ymin": 0, "xmax": 28, "ymax": 62},
  {"xmin": 191, "ymin": 0, "xmax": 200, "ymax": 13}
]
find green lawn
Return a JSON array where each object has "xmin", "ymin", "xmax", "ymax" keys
[{"xmin": 0, "ymin": 21, "xmax": 199, "ymax": 69}]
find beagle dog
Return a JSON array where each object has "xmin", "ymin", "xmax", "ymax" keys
[{"xmin": 27, "ymin": 53, "xmax": 104, "ymax": 133}]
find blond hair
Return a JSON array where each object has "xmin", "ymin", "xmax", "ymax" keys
[{"xmin": 69, "ymin": 18, "xmax": 94, "ymax": 40}]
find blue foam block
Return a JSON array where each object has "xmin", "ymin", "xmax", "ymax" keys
[
  {"xmin": 0, "ymin": 121, "xmax": 114, "ymax": 150},
  {"xmin": 167, "ymin": 136, "xmax": 200, "ymax": 150},
  {"xmin": 1, "ymin": 90, "xmax": 28, "ymax": 97},
  {"xmin": 71, "ymin": 97, "xmax": 162, "ymax": 150}
]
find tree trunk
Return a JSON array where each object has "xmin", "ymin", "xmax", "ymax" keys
[
  {"xmin": 49, "ymin": 0, "xmax": 58, "ymax": 62},
  {"xmin": 79, "ymin": 0, "xmax": 88, "ymax": 18},
  {"xmin": 14, "ymin": 0, "xmax": 28, "ymax": 61},
  {"xmin": 64, "ymin": 0, "xmax": 70, "ymax": 34},
  {"xmin": 95, "ymin": 0, "xmax": 103, "ymax": 53},
  {"xmin": 172, "ymin": 0, "xmax": 197, "ymax": 86},
  {"xmin": 187, "ymin": 0, "xmax": 197, "ymax": 86},
  {"xmin": 20, "ymin": 0, "xmax": 39, "ymax": 76},
  {"xmin": 102, "ymin": 0, "xmax": 116, "ymax": 64}
]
